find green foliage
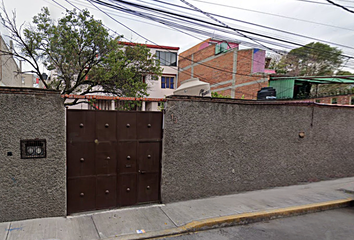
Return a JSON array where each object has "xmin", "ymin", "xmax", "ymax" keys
[
  {"xmin": 211, "ymin": 91, "xmax": 231, "ymax": 98},
  {"xmin": 157, "ymin": 102, "xmax": 165, "ymax": 111},
  {"xmin": 88, "ymin": 44, "xmax": 162, "ymax": 98},
  {"xmin": 271, "ymin": 42, "xmax": 343, "ymax": 76},
  {"xmin": 116, "ymin": 100, "xmax": 143, "ymax": 111},
  {"xmin": 336, "ymin": 70, "xmax": 352, "ymax": 75},
  {"xmin": 316, "ymin": 71, "xmax": 354, "ymax": 97},
  {"xmin": 0, "ymin": 7, "xmax": 162, "ymax": 106}
]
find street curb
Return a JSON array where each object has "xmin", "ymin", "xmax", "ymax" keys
[{"xmin": 109, "ymin": 198, "xmax": 354, "ymax": 240}]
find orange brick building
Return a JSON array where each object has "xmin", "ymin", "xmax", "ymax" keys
[
  {"xmin": 313, "ymin": 95, "xmax": 354, "ymax": 105},
  {"xmin": 178, "ymin": 38, "xmax": 275, "ymax": 99}
]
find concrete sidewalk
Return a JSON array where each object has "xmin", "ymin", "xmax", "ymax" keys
[{"xmin": 2, "ymin": 177, "xmax": 354, "ymax": 240}]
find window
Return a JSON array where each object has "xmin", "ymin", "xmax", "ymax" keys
[
  {"xmin": 215, "ymin": 42, "xmax": 228, "ymax": 55},
  {"xmin": 156, "ymin": 51, "xmax": 177, "ymax": 66},
  {"xmin": 161, "ymin": 76, "xmax": 174, "ymax": 89},
  {"xmin": 315, "ymin": 99, "xmax": 321, "ymax": 103},
  {"xmin": 331, "ymin": 98, "xmax": 337, "ymax": 104}
]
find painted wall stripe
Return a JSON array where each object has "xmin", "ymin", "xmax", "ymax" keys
[
  {"xmin": 179, "ymin": 51, "xmax": 230, "ymax": 72},
  {"xmin": 210, "ymin": 80, "xmax": 233, "ymax": 88},
  {"xmin": 212, "ymin": 78, "xmax": 268, "ymax": 93},
  {"xmin": 231, "ymin": 49, "xmax": 238, "ymax": 98}
]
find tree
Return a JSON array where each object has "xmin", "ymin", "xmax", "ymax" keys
[
  {"xmin": 88, "ymin": 44, "xmax": 161, "ymax": 98},
  {"xmin": 0, "ymin": 6, "xmax": 162, "ymax": 106},
  {"xmin": 272, "ymin": 42, "xmax": 343, "ymax": 76}
]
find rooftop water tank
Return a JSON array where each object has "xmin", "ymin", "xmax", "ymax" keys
[
  {"xmin": 257, "ymin": 87, "xmax": 277, "ymax": 100},
  {"xmin": 173, "ymin": 78, "xmax": 211, "ymax": 97}
]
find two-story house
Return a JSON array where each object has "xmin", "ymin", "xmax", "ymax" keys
[
  {"xmin": 121, "ymin": 42, "xmax": 179, "ymax": 111},
  {"xmin": 64, "ymin": 42, "xmax": 179, "ymax": 111}
]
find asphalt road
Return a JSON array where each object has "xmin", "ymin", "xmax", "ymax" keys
[{"xmin": 156, "ymin": 207, "xmax": 354, "ymax": 240}]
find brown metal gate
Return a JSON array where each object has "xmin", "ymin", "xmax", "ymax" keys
[{"xmin": 67, "ymin": 110, "xmax": 162, "ymax": 214}]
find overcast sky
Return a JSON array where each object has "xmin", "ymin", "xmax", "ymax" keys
[{"xmin": 2, "ymin": 0, "xmax": 354, "ymax": 73}]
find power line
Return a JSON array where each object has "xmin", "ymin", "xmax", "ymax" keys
[
  {"xmin": 59, "ymin": 0, "xmax": 274, "ymax": 79},
  {"xmin": 148, "ymin": 0, "xmax": 354, "ymax": 51},
  {"xmin": 62, "ymin": 0, "xmax": 124, "ymax": 39},
  {"xmin": 85, "ymin": 0, "xmax": 287, "ymax": 75},
  {"xmin": 179, "ymin": 0, "xmax": 283, "ymax": 55},
  {"xmin": 46, "ymin": 0, "xmax": 354, "ymax": 100},
  {"xmin": 138, "ymin": 0, "xmax": 354, "ymax": 52},
  {"xmin": 95, "ymin": 0, "xmax": 291, "ymax": 94},
  {"xmin": 70, "ymin": 0, "xmax": 211, "ymax": 44},
  {"xmin": 93, "ymin": 0, "xmax": 354, "ymax": 63},
  {"xmin": 54, "ymin": 0, "xmax": 354, "ymax": 82},
  {"xmin": 294, "ymin": 0, "xmax": 354, "ymax": 8},
  {"xmin": 118, "ymin": 0, "xmax": 354, "ymax": 58},
  {"xmin": 117, "ymin": 4, "xmax": 295, "ymax": 50},
  {"xmin": 187, "ymin": 0, "xmax": 354, "ymax": 32},
  {"xmin": 326, "ymin": 0, "xmax": 354, "ymax": 13},
  {"xmin": 85, "ymin": 0, "xmax": 354, "ymax": 74},
  {"xmin": 127, "ymin": 2, "xmax": 280, "ymax": 68},
  {"xmin": 61, "ymin": 0, "xmax": 348, "ymax": 75},
  {"xmin": 70, "ymin": 0, "xmax": 192, "ymax": 33}
]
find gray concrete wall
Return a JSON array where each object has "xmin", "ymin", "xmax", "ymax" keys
[
  {"xmin": 161, "ymin": 97, "xmax": 354, "ymax": 203},
  {"xmin": 0, "ymin": 87, "xmax": 66, "ymax": 222}
]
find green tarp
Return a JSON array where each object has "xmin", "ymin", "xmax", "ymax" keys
[{"xmin": 270, "ymin": 75, "xmax": 354, "ymax": 84}]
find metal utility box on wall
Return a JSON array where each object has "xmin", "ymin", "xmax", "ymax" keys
[
  {"xmin": 20, "ymin": 139, "xmax": 47, "ymax": 159},
  {"xmin": 0, "ymin": 87, "xmax": 66, "ymax": 223}
]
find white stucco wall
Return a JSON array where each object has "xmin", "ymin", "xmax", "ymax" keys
[
  {"xmin": 146, "ymin": 48, "xmax": 178, "ymax": 109},
  {"xmin": 0, "ymin": 36, "xmax": 21, "ymax": 87}
]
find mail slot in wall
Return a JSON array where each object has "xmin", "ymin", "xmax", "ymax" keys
[{"xmin": 20, "ymin": 139, "xmax": 46, "ymax": 159}]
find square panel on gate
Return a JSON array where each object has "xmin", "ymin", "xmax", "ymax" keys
[
  {"xmin": 67, "ymin": 110, "xmax": 95, "ymax": 142},
  {"xmin": 137, "ymin": 142, "xmax": 161, "ymax": 173},
  {"xmin": 96, "ymin": 175, "xmax": 117, "ymax": 210},
  {"xmin": 117, "ymin": 112, "xmax": 137, "ymax": 140},
  {"xmin": 137, "ymin": 173, "xmax": 159, "ymax": 204},
  {"xmin": 67, "ymin": 177, "xmax": 96, "ymax": 214},
  {"xmin": 136, "ymin": 112, "xmax": 162, "ymax": 140},
  {"xmin": 117, "ymin": 141, "xmax": 137, "ymax": 174},
  {"xmin": 118, "ymin": 173, "xmax": 137, "ymax": 206},
  {"xmin": 67, "ymin": 142, "xmax": 95, "ymax": 178},
  {"xmin": 95, "ymin": 142, "xmax": 117, "ymax": 175},
  {"xmin": 96, "ymin": 111, "xmax": 117, "ymax": 142}
]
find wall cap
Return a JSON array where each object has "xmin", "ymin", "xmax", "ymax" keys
[
  {"xmin": 166, "ymin": 95, "xmax": 354, "ymax": 108},
  {"xmin": 0, "ymin": 86, "xmax": 60, "ymax": 95}
]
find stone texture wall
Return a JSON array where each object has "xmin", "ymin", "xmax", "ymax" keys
[
  {"xmin": 161, "ymin": 96, "xmax": 354, "ymax": 203},
  {"xmin": 0, "ymin": 87, "xmax": 66, "ymax": 222}
]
